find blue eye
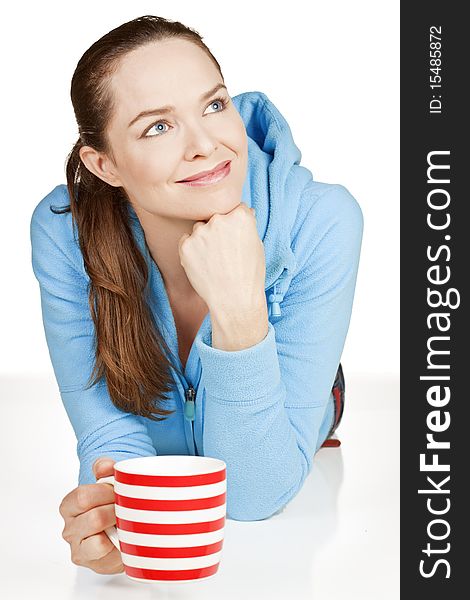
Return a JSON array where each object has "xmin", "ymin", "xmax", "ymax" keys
[
  {"xmin": 142, "ymin": 95, "xmax": 229, "ymax": 139},
  {"xmin": 147, "ymin": 122, "xmax": 169, "ymax": 137}
]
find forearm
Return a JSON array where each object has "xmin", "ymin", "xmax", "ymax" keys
[
  {"xmin": 194, "ymin": 320, "xmax": 329, "ymax": 521},
  {"xmin": 202, "ymin": 381, "xmax": 311, "ymax": 520}
]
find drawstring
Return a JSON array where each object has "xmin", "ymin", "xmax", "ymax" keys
[
  {"xmin": 268, "ymin": 270, "xmax": 288, "ymax": 317},
  {"xmin": 268, "ymin": 282, "xmax": 283, "ymax": 317}
]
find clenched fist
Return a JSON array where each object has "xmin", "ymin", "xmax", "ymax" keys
[{"xmin": 177, "ymin": 203, "xmax": 266, "ymax": 314}]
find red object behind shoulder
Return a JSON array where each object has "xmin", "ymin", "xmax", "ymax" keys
[{"xmin": 321, "ymin": 438, "xmax": 341, "ymax": 448}]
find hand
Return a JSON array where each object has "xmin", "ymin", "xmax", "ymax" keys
[
  {"xmin": 59, "ymin": 458, "xmax": 124, "ymax": 575},
  {"xmin": 177, "ymin": 203, "xmax": 266, "ymax": 314}
]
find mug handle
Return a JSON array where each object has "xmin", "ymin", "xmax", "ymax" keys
[{"xmin": 96, "ymin": 475, "xmax": 120, "ymax": 550}]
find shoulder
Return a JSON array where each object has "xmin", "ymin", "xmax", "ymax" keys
[
  {"xmin": 30, "ymin": 183, "xmax": 73, "ymax": 238},
  {"xmin": 290, "ymin": 181, "xmax": 364, "ymax": 273},
  {"xmin": 30, "ymin": 184, "xmax": 85, "ymax": 270},
  {"xmin": 30, "ymin": 184, "xmax": 87, "ymax": 279}
]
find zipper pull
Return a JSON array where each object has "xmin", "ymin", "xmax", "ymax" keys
[{"xmin": 184, "ymin": 385, "xmax": 196, "ymax": 421}]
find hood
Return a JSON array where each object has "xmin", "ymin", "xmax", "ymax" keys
[
  {"xmin": 128, "ymin": 90, "xmax": 314, "ymax": 318},
  {"xmin": 233, "ymin": 91, "xmax": 313, "ymax": 317}
]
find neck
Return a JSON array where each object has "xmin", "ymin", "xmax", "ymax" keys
[{"xmin": 134, "ymin": 206, "xmax": 199, "ymax": 298}]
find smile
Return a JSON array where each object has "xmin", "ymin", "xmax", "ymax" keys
[{"xmin": 176, "ymin": 161, "xmax": 231, "ymax": 187}]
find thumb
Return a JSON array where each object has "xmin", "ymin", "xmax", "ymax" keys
[
  {"xmin": 178, "ymin": 233, "xmax": 191, "ymax": 268},
  {"xmin": 178, "ymin": 232, "xmax": 190, "ymax": 257},
  {"xmin": 92, "ymin": 457, "xmax": 115, "ymax": 480}
]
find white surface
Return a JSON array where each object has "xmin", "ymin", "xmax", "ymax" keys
[
  {"xmin": 2, "ymin": 0, "xmax": 399, "ymax": 378},
  {"xmin": 0, "ymin": 372, "xmax": 399, "ymax": 599}
]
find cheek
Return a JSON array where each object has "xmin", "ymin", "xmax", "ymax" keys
[
  {"xmin": 228, "ymin": 119, "xmax": 248, "ymax": 150},
  {"xmin": 122, "ymin": 145, "xmax": 172, "ymax": 185},
  {"xmin": 232, "ymin": 111, "xmax": 248, "ymax": 145},
  {"xmin": 233, "ymin": 127, "xmax": 248, "ymax": 171}
]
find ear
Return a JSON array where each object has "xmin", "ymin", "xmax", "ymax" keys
[{"xmin": 79, "ymin": 145, "xmax": 123, "ymax": 188}]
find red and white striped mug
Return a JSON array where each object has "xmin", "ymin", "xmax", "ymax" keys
[{"xmin": 96, "ymin": 455, "xmax": 226, "ymax": 584}]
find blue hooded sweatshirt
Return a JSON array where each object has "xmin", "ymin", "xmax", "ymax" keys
[{"xmin": 30, "ymin": 91, "xmax": 363, "ymax": 521}]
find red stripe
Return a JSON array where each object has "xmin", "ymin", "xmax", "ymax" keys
[
  {"xmin": 116, "ymin": 516, "xmax": 225, "ymax": 535},
  {"xmin": 119, "ymin": 539, "xmax": 223, "ymax": 558},
  {"xmin": 115, "ymin": 468, "xmax": 226, "ymax": 487},
  {"xmin": 124, "ymin": 563, "xmax": 219, "ymax": 581},
  {"xmin": 115, "ymin": 492, "xmax": 226, "ymax": 511}
]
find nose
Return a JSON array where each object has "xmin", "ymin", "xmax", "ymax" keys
[{"xmin": 182, "ymin": 118, "xmax": 219, "ymax": 160}]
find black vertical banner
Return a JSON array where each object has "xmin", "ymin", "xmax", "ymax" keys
[{"xmin": 401, "ymin": 3, "xmax": 467, "ymax": 596}]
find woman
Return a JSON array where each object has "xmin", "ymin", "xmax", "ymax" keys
[{"xmin": 30, "ymin": 15, "xmax": 362, "ymax": 574}]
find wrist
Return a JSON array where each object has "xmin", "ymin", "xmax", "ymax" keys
[{"xmin": 209, "ymin": 300, "xmax": 269, "ymax": 351}]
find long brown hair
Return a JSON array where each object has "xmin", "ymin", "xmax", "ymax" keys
[{"xmin": 54, "ymin": 15, "xmax": 225, "ymax": 421}]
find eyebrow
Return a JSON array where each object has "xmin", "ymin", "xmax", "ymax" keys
[{"xmin": 128, "ymin": 83, "xmax": 228, "ymax": 128}]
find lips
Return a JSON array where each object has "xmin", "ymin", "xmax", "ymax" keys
[{"xmin": 177, "ymin": 160, "xmax": 231, "ymax": 182}]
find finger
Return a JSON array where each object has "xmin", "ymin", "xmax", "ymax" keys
[
  {"xmin": 92, "ymin": 457, "xmax": 116, "ymax": 479},
  {"xmin": 238, "ymin": 203, "xmax": 255, "ymax": 217},
  {"xmin": 60, "ymin": 483, "xmax": 115, "ymax": 519},
  {"xmin": 178, "ymin": 232, "xmax": 190, "ymax": 255},
  {"xmin": 80, "ymin": 531, "xmax": 116, "ymax": 562},
  {"xmin": 88, "ymin": 547, "xmax": 125, "ymax": 575},
  {"xmin": 76, "ymin": 504, "xmax": 117, "ymax": 541},
  {"xmin": 192, "ymin": 221, "xmax": 205, "ymax": 232}
]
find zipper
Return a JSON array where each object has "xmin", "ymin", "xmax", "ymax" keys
[{"xmin": 184, "ymin": 384, "xmax": 199, "ymax": 456}]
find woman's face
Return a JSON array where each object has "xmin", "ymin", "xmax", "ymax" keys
[{"xmin": 91, "ymin": 39, "xmax": 248, "ymax": 222}]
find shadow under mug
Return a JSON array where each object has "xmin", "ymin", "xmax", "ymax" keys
[{"xmin": 96, "ymin": 455, "xmax": 227, "ymax": 584}]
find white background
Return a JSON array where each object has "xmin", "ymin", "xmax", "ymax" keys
[{"xmin": 0, "ymin": 2, "xmax": 399, "ymax": 598}]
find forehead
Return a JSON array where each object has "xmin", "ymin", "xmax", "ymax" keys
[{"xmin": 109, "ymin": 39, "xmax": 220, "ymax": 126}]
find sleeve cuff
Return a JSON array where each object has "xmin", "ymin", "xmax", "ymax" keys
[{"xmin": 194, "ymin": 320, "xmax": 281, "ymax": 402}]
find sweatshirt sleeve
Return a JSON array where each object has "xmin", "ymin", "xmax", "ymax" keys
[
  {"xmin": 30, "ymin": 198, "xmax": 157, "ymax": 486},
  {"xmin": 194, "ymin": 184, "xmax": 364, "ymax": 521}
]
